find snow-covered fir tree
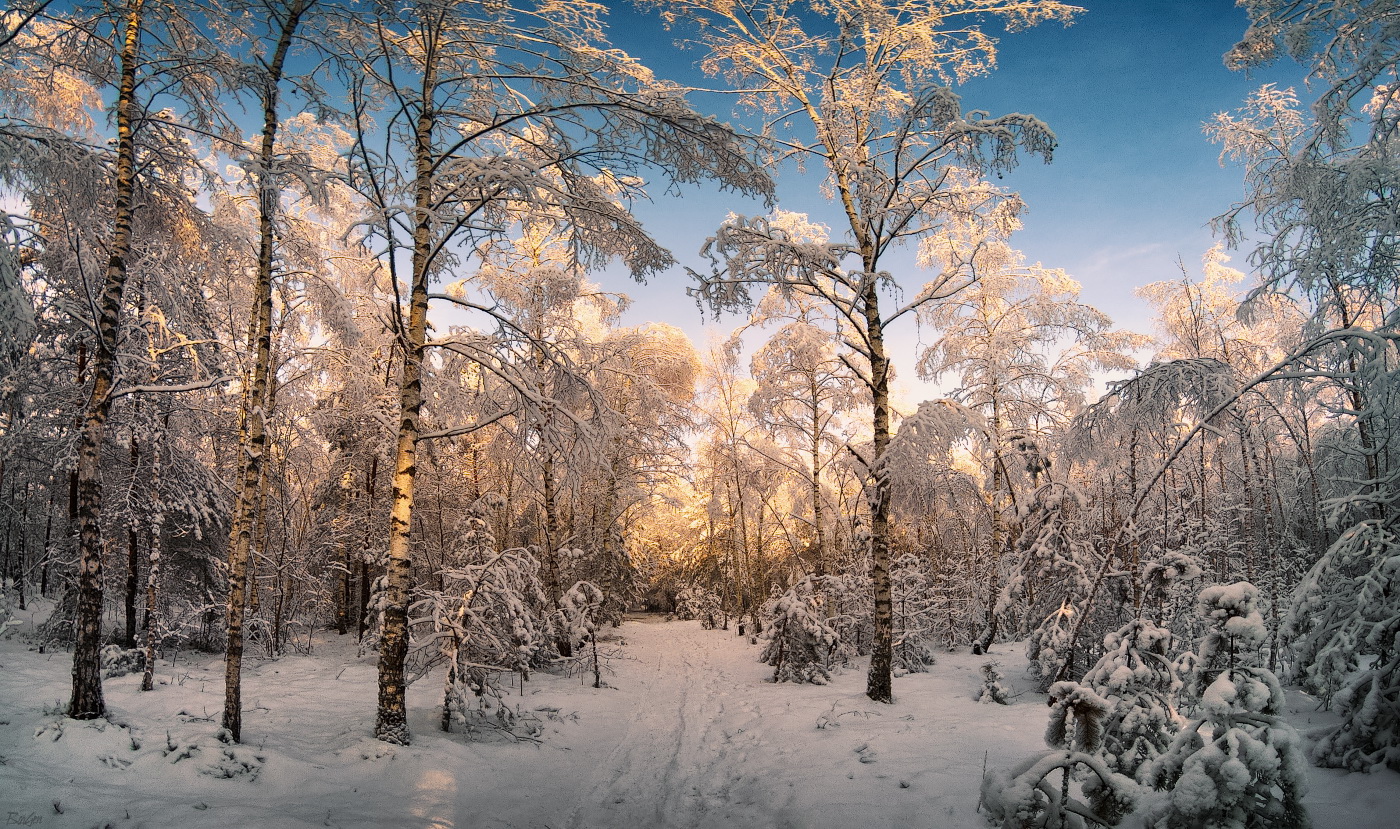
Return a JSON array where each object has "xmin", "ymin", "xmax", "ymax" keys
[
  {"xmin": 1141, "ymin": 583, "xmax": 1309, "ymax": 829},
  {"xmin": 982, "ymin": 681, "xmax": 1138, "ymax": 829},
  {"xmin": 978, "ymin": 661, "xmax": 1011, "ymax": 705},
  {"xmin": 558, "ymin": 580, "xmax": 605, "ymax": 688},
  {"xmin": 1027, "ymin": 601, "xmax": 1078, "ymax": 691},
  {"xmin": 1081, "ymin": 619, "xmax": 1179, "ymax": 780},
  {"xmin": 760, "ymin": 578, "xmax": 841, "ymax": 685}
]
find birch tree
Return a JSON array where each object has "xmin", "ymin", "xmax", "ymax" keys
[
  {"xmin": 4, "ymin": 0, "xmax": 234, "ymax": 719},
  {"xmin": 343, "ymin": 0, "xmax": 768, "ymax": 744},
  {"xmin": 650, "ymin": 0, "xmax": 1079, "ymax": 701},
  {"xmin": 218, "ymin": 0, "xmax": 333, "ymax": 745},
  {"xmin": 917, "ymin": 220, "xmax": 1142, "ymax": 651}
]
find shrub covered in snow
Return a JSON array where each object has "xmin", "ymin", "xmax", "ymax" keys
[
  {"xmin": 99, "ymin": 645, "xmax": 147, "ymax": 678},
  {"xmin": 1081, "ymin": 619, "xmax": 1178, "ymax": 779},
  {"xmin": 981, "ymin": 681, "xmax": 1138, "ymax": 828},
  {"xmin": 816, "ymin": 571, "xmax": 873, "ymax": 662},
  {"xmin": 1140, "ymin": 582, "xmax": 1309, "ymax": 829},
  {"xmin": 674, "ymin": 586, "xmax": 723, "ymax": 629},
  {"xmin": 558, "ymin": 580, "xmax": 605, "ymax": 688},
  {"xmin": 978, "ymin": 661, "xmax": 1011, "ymax": 705},
  {"xmin": 425, "ymin": 500, "xmax": 551, "ymax": 737},
  {"xmin": 891, "ymin": 554, "xmax": 937, "ymax": 672},
  {"xmin": 760, "ymin": 580, "xmax": 840, "ymax": 684},
  {"xmin": 0, "ymin": 580, "xmax": 22, "ymax": 640}
]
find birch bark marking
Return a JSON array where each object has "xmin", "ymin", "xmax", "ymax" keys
[
  {"xmin": 223, "ymin": 0, "xmax": 309, "ymax": 742},
  {"xmin": 863, "ymin": 277, "xmax": 895, "ymax": 703},
  {"xmin": 124, "ymin": 433, "xmax": 140, "ymax": 648},
  {"xmin": 69, "ymin": 0, "xmax": 144, "ymax": 720},
  {"xmin": 140, "ymin": 411, "xmax": 167, "ymax": 692},
  {"xmin": 374, "ymin": 42, "xmax": 437, "ymax": 746}
]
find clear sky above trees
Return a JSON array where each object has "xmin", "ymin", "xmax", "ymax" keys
[{"xmin": 601, "ymin": 0, "xmax": 1307, "ymax": 372}]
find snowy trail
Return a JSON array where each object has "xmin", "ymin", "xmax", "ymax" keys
[{"xmin": 565, "ymin": 619, "xmax": 791, "ymax": 829}]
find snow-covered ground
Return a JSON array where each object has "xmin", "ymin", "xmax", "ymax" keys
[{"xmin": 2, "ymin": 610, "xmax": 1398, "ymax": 828}]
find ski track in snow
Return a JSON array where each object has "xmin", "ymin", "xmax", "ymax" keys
[{"xmin": 3, "ymin": 610, "xmax": 1400, "ymax": 828}]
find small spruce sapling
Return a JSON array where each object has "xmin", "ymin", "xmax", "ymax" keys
[
  {"xmin": 981, "ymin": 681, "xmax": 1138, "ymax": 828},
  {"xmin": 978, "ymin": 661, "xmax": 1011, "ymax": 705},
  {"xmin": 1027, "ymin": 601, "xmax": 1078, "ymax": 690},
  {"xmin": 1141, "ymin": 583, "xmax": 1309, "ymax": 829},
  {"xmin": 760, "ymin": 580, "xmax": 840, "ymax": 684},
  {"xmin": 1081, "ymin": 619, "xmax": 1178, "ymax": 780}
]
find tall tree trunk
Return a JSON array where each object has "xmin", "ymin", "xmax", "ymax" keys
[
  {"xmin": 40, "ymin": 485, "xmax": 54, "ymax": 598},
  {"xmin": 69, "ymin": 0, "xmax": 144, "ymax": 720},
  {"xmin": 124, "ymin": 433, "xmax": 140, "ymax": 647},
  {"xmin": 222, "ymin": 1, "xmax": 307, "ymax": 742},
  {"xmin": 810, "ymin": 387, "xmax": 826, "ymax": 577},
  {"xmin": 358, "ymin": 455, "xmax": 377, "ymax": 639},
  {"xmin": 356, "ymin": 359, "xmax": 393, "ymax": 641},
  {"xmin": 1, "ymin": 466, "xmax": 9, "ymax": 591},
  {"xmin": 863, "ymin": 280, "xmax": 894, "ymax": 704},
  {"xmin": 375, "ymin": 54, "xmax": 438, "ymax": 745},
  {"xmin": 15, "ymin": 481, "xmax": 28, "ymax": 610},
  {"xmin": 335, "ymin": 448, "xmax": 353, "ymax": 636},
  {"xmin": 140, "ymin": 411, "xmax": 166, "ymax": 692}
]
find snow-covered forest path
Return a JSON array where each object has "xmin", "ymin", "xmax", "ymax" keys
[
  {"xmin": 563, "ymin": 618, "xmax": 795, "ymax": 828},
  {"xmin": 3, "ymin": 613, "xmax": 1400, "ymax": 828}
]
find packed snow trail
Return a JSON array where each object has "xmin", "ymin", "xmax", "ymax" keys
[
  {"xmin": 3, "ymin": 611, "xmax": 1399, "ymax": 828},
  {"xmin": 564, "ymin": 617, "xmax": 797, "ymax": 829}
]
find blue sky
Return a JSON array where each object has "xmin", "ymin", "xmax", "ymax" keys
[{"xmin": 593, "ymin": 1, "xmax": 1310, "ymax": 391}]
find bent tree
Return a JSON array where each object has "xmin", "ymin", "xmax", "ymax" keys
[
  {"xmin": 653, "ymin": 0, "xmax": 1080, "ymax": 702},
  {"xmin": 1217, "ymin": 0, "xmax": 1400, "ymax": 770},
  {"xmin": 343, "ymin": 0, "xmax": 769, "ymax": 745}
]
